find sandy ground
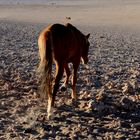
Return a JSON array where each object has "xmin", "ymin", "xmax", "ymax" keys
[
  {"xmin": 0, "ymin": 1, "xmax": 140, "ymax": 140},
  {"xmin": 0, "ymin": 0, "xmax": 140, "ymax": 28}
]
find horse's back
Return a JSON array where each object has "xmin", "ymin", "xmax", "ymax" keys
[
  {"xmin": 50, "ymin": 24, "xmax": 68, "ymax": 38},
  {"xmin": 49, "ymin": 24, "xmax": 76, "ymax": 61},
  {"xmin": 39, "ymin": 23, "xmax": 85, "ymax": 63}
]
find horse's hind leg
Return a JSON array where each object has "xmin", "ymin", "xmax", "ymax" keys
[
  {"xmin": 47, "ymin": 62, "xmax": 64, "ymax": 119},
  {"xmin": 47, "ymin": 93, "xmax": 52, "ymax": 119},
  {"xmin": 61, "ymin": 63, "xmax": 70, "ymax": 91},
  {"xmin": 52, "ymin": 62, "xmax": 64, "ymax": 106}
]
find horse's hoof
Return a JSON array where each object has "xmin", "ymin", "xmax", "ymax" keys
[
  {"xmin": 47, "ymin": 107, "xmax": 55, "ymax": 120},
  {"xmin": 47, "ymin": 114, "xmax": 51, "ymax": 120},
  {"xmin": 47, "ymin": 111, "xmax": 53, "ymax": 120},
  {"xmin": 61, "ymin": 86, "xmax": 67, "ymax": 92}
]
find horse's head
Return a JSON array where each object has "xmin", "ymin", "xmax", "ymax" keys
[{"xmin": 81, "ymin": 33, "xmax": 90, "ymax": 64}]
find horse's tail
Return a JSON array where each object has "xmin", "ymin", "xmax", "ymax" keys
[{"xmin": 37, "ymin": 30, "xmax": 53, "ymax": 100}]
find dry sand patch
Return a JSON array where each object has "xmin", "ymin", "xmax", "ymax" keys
[{"xmin": 0, "ymin": 21, "xmax": 140, "ymax": 139}]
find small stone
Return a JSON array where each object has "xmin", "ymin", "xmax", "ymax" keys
[
  {"xmin": 88, "ymin": 134, "xmax": 94, "ymax": 140},
  {"xmin": 122, "ymin": 82, "xmax": 134, "ymax": 94},
  {"xmin": 93, "ymin": 129, "xmax": 99, "ymax": 134},
  {"xmin": 133, "ymin": 123, "xmax": 140, "ymax": 130},
  {"xmin": 105, "ymin": 81, "xmax": 114, "ymax": 89}
]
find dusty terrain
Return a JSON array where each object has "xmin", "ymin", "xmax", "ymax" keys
[
  {"xmin": 0, "ymin": 0, "xmax": 140, "ymax": 27},
  {"xmin": 0, "ymin": 0, "xmax": 140, "ymax": 139},
  {"xmin": 0, "ymin": 21, "xmax": 140, "ymax": 139}
]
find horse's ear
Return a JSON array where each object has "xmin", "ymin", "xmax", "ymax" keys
[{"xmin": 86, "ymin": 33, "xmax": 90, "ymax": 39}]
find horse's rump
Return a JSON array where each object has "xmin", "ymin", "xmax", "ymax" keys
[{"xmin": 38, "ymin": 28, "xmax": 52, "ymax": 99}]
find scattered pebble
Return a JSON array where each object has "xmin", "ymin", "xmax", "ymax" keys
[{"xmin": 0, "ymin": 21, "xmax": 140, "ymax": 139}]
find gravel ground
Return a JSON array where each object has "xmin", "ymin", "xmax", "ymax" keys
[{"xmin": 0, "ymin": 21, "xmax": 140, "ymax": 140}]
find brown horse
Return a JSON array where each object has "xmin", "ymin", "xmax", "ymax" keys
[{"xmin": 38, "ymin": 23, "xmax": 90, "ymax": 118}]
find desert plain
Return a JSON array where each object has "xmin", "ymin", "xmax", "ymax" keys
[{"xmin": 0, "ymin": 0, "xmax": 140, "ymax": 139}]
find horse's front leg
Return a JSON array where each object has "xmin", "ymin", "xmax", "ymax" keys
[{"xmin": 72, "ymin": 61, "xmax": 79, "ymax": 99}]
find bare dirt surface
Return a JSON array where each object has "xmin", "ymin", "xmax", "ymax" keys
[
  {"xmin": 0, "ymin": 21, "xmax": 140, "ymax": 139},
  {"xmin": 0, "ymin": 0, "xmax": 140, "ymax": 28}
]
